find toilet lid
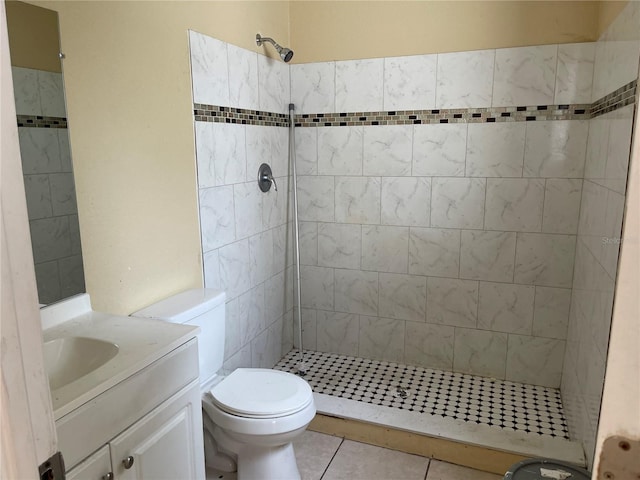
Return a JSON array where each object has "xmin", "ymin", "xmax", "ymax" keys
[{"xmin": 210, "ymin": 368, "xmax": 313, "ymax": 418}]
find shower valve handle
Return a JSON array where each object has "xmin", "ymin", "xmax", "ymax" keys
[{"xmin": 258, "ymin": 163, "xmax": 277, "ymax": 192}]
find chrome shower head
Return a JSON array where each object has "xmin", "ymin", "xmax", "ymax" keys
[{"xmin": 256, "ymin": 33, "xmax": 294, "ymax": 63}]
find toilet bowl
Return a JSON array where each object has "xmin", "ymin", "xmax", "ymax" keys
[{"xmin": 132, "ymin": 289, "xmax": 315, "ymax": 480}]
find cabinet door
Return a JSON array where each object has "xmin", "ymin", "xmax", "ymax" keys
[
  {"xmin": 66, "ymin": 446, "xmax": 112, "ymax": 480},
  {"xmin": 110, "ymin": 401, "xmax": 199, "ymax": 480}
]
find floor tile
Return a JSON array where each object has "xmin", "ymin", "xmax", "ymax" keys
[
  {"xmin": 294, "ymin": 431, "xmax": 343, "ymax": 480},
  {"xmin": 426, "ymin": 460, "xmax": 503, "ymax": 480},
  {"xmin": 322, "ymin": 440, "xmax": 430, "ymax": 480},
  {"xmin": 276, "ymin": 350, "xmax": 569, "ymax": 439}
]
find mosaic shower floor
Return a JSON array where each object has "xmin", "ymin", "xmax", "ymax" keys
[{"xmin": 275, "ymin": 350, "xmax": 569, "ymax": 440}]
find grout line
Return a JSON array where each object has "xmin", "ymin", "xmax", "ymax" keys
[{"xmin": 319, "ymin": 436, "xmax": 346, "ymax": 480}]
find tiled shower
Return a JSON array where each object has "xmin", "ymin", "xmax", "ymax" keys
[{"xmin": 190, "ymin": 1, "xmax": 639, "ymax": 468}]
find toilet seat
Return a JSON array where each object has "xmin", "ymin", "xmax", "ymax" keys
[{"xmin": 210, "ymin": 368, "xmax": 313, "ymax": 419}]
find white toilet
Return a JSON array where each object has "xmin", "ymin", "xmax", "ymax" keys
[{"xmin": 133, "ymin": 289, "xmax": 316, "ymax": 480}]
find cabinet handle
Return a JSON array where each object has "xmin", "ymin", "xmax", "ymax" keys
[
  {"xmin": 122, "ymin": 456, "xmax": 135, "ymax": 469},
  {"xmin": 103, "ymin": 473, "xmax": 114, "ymax": 480}
]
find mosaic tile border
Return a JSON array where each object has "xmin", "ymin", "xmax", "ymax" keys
[
  {"xmin": 276, "ymin": 349, "xmax": 570, "ymax": 440},
  {"xmin": 17, "ymin": 115, "xmax": 67, "ymax": 129},
  {"xmin": 193, "ymin": 104, "xmax": 289, "ymax": 127},
  {"xmin": 193, "ymin": 79, "xmax": 636, "ymax": 127}
]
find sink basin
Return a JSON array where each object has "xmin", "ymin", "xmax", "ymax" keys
[{"xmin": 44, "ymin": 337, "xmax": 119, "ymax": 390}]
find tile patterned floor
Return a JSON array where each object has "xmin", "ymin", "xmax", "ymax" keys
[
  {"xmin": 275, "ymin": 350, "xmax": 570, "ymax": 440},
  {"xmin": 206, "ymin": 431, "xmax": 504, "ymax": 480}
]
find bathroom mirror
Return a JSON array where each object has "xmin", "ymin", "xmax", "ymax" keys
[{"xmin": 6, "ymin": 0, "xmax": 85, "ymax": 305}]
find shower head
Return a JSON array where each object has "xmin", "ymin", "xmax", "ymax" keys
[{"xmin": 256, "ymin": 33, "xmax": 294, "ymax": 63}]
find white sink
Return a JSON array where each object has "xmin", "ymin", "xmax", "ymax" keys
[{"xmin": 44, "ymin": 337, "xmax": 119, "ymax": 390}]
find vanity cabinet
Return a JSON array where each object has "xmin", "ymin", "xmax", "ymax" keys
[{"xmin": 59, "ymin": 339, "xmax": 205, "ymax": 479}]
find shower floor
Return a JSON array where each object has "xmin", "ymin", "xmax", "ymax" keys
[{"xmin": 275, "ymin": 350, "xmax": 570, "ymax": 440}]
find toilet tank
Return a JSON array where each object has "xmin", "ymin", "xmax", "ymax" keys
[{"xmin": 132, "ymin": 289, "xmax": 226, "ymax": 387}]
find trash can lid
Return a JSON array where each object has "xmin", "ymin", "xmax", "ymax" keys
[{"xmin": 504, "ymin": 459, "xmax": 590, "ymax": 479}]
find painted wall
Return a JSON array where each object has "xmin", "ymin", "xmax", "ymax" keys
[
  {"xmin": 29, "ymin": 1, "xmax": 290, "ymax": 314},
  {"xmin": 290, "ymin": 1, "xmax": 603, "ymax": 63},
  {"xmin": 561, "ymin": 0, "xmax": 640, "ymax": 467},
  {"xmin": 6, "ymin": 1, "xmax": 61, "ymax": 72}
]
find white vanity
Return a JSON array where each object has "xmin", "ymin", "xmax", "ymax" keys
[{"xmin": 41, "ymin": 294, "xmax": 205, "ymax": 479}]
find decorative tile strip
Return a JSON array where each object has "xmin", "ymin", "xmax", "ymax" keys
[
  {"xmin": 591, "ymin": 79, "xmax": 637, "ymax": 118},
  {"xmin": 16, "ymin": 114, "xmax": 67, "ymax": 128},
  {"xmin": 193, "ymin": 104, "xmax": 289, "ymax": 127},
  {"xmin": 193, "ymin": 79, "xmax": 637, "ymax": 128}
]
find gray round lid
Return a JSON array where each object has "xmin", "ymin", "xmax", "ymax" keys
[{"xmin": 504, "ymin": 459, "xmax": 590, "ymax": 479}]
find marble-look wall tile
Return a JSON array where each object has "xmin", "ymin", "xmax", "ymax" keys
[
  {"xmin": 408, "ymin": 227, "xmax": 460, "ymax": 278},
  {"xmin": 297, "ymin": 176, "xmax": 335, "ymax": 222},
  {"xmin": 224, "ymin": 298, "xmax": 241, "ymax": 359},
  {"xmin": 18, "ymin": 128, "xmax": 62, "ymax": 174},
  {"xmin": 466, "ymin": 123, "xmax": 526, "ymax": 177},
  {"xmin": 203, "ymin": 249, "xmax": 221, "ymax": 290},
  {"xmin": 459, "ymin": 230, "xmax": 517, "ymax": 282},
  {"xmin": 189, "ymin": 31, "xmax": 229, "ymax": 106},
  {"xmin": 334, "ymin": 269, "xmax": 378, "ymax": 316},
  {"xmin": 381, "ymin": 177, "xmax": 430, "ymax": 227},
  {"xmin": 506, "ymin": 335, "xmax": 565, "ymax": 387},
  {"xmin": 363, "ymin": 126, "xmax": 413, "ymax": 176},
  {"xmin": 477, "ymin": 282, "xmax": 535, "ymax": 335},
  {"xmin": 436, "ymin": 50, "xmax": 495, "ymax": 108},
  {"xmin": 601, "ymin": 190, "xmax": 626, "ymax": 279},
  {"xmin": 523, "ymin": 120, "xmax": 588, "ymax": 178},
  {"xmin": 533, "ymin": 286, "xmax": 571, "ymax": 339},
  {"xmin": 290, "ymin": 62, "xmax": 336, "ymax": 114},
  {"xmin": 212, "ymin": 123, "xmax": 246, "ymax": 186},
  {"xmin": 251, "ymin": 318, "xmax": 284, "ymax": 368},
  {"xmin": 555, "ymin": 43, "xmax": 595, "ymax": 105},
  {"xmin": 29, "ymin": 216, "xmax": 71, "ymax": 263},
  {"xmin": 493, "ymin": 45, "xmax": 557, "ymax": 106},
  {"xmin": 542, "ymin": 179, "xmax": 583, "ymax": 234},
  {"xmin": 12, "ymin": 67, "xmax": 41, "ymax": 116},
  {"xmin": 484, "ymin": 178, "xmax": 545, "ymax": 232},
  {"xmin": 404, "ymin": 322, "xmax": 454, "ymax": 370},
  {"xmin": 584, "ymin": 114, "xmax": 609, "ymax": 181},
  {"xmin": 318, "ymin": 126, "xmax": 363, "ymax": 175},
  {"xmin": 265, "ymin": 271, "xmax": 287, "ymax": 323},
  {"xmin": 426, "ymin": 277, "xmax": 478, "ymax": 328},
  {"xmin": 412, "ymin": 124, "xmax": 467, "ymax": 177},
  {"xmin": 271, "ymin": 223, "xmax": 291, "ymax": 274},
  {"xmin": 430, "ymin": 178, "xmax": 485, "ymax": 229},
  {"xmin": 219, "ymin": 239, "xmax": 251, "ymax": 299},
  {"xmin": 248, "ymin": 230, "xmax": 273, "ymax": 287},
  {"xmin": 38, "ymin": 71, "xmax": 66, "ymax": 118},
  {"xmin": 316, "ymin": 311, "xmax": 359, "ymax": 356},
  {"xmin": 262, "ymin": 176, "xmax": 288, "ymax": 229},
  {"xmin": 58, "ymin": 254, "xmax": 85, "ymax": 299},
  {"xmin": 23, "ymin": 175, "xmax": 52, "ymax": 220},
  {"xmin": 233, "ymin": 182, "xmax": 262, "ymax": 239},
  {"xmin": 227, "ymin": 43, "xmax": 259, "ymax": 110},
  {"xmin": 335, "ymin": 176, "xmax": 381, "ymax": 224},
  {"xmin": 223, "ymin": 344, "xmax": 252, "ymax": 373},
  {"xmin": 335, "ymin": 59, "xmax": 384, "ymax": 112},
  {"xmin": 49, "ymin": 173, "xmax": 77, "ymax": 217},
  {"xmin": 299, "ymin": 221, "xmax": 318, "ymax": 266},
  {"xmin": 383, "ymin": 54, "xmax": 437, "ymax": 111},
  {"xmin": 295, "ymin": 128, "xmax": 318, "ymax": 175},
  {"xmin": 604, "ymin": 109, "xmax": 634, "ymax": 195},
  {"xmin": 300, "ymin": 265, "xmax": 334, "ymax": 310},
  {"xmin": 514, "ymin": 233, "xmax": 576, "ymax": 287},
  {"xmin": 68, "ymin": 214, "xmax": 82, "ymax": 255},
  {"xmin": 378, "ymin": 273, "xmax": 427, "ymax": 322},
  {"xmin": 293, "ymin": 308, "xmax": 318, "ymax": 351},
  {"xmin": 270, "ymin": 126, "xmax": 290, "ymax": 176},
  {"xmin": 195, "ymin": 122, "xmax": 216, "ymax": 188},
  {"xmin": 58, "ymin": 130, "xmax": 73, "ymax": 173},
  {"xmin": 359, "ymin": 316, "xmax": 405, "ymax": 362},
  {"xmin": 453, "ymin": 328, "xmax": 508, "ymax": 378},
  {"xmin": 361, "ymin": 225, "xmax": 409, "ymax": 273},
  {"xmin": 257, "ymin": 54, "xmax": 290, "ymax": 114},
  {"xmin": 34, "ymin": 261, "xmax": 60, "ymax": 305},
  {"xmin": 245, "ymin": 125, "xmax": 271, "ymax": 183},
  {"xmin": 318, "ymin": 223, "xmax": 361, "ymax": 270},
  {"xmin": 199, "ymin": 186, "xmax": 235, "ymax": 251}
]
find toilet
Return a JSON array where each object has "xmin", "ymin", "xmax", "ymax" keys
[{"xmin": 132, "ymin": 289, "xmax": 316, "ymax": 480}]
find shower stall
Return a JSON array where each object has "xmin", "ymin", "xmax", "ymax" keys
[{"xmin": 188, "ymin": 2, "xmax": 640, "ymax": 471}]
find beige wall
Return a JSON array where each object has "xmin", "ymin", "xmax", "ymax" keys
[
  {"xmin": 29, "ymin": 0, "xmax": 289, "ymax": 315},
  {"xmin": 6, "ymin": 0, "xmax": 61, "ymax": 72},
  {"xmin": 290, "ymin": 1, "xmax": 601, "ymax": 63},
  {"xmin": 598, "ymin": 1, "xmax": 629, "ymax": 37}
]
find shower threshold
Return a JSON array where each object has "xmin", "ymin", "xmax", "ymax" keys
[{"xmin": 275, "ymin": 350, "xmax": 585, "ymax": 469}]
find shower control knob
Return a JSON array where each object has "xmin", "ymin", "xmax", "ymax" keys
[
  {"xmin": 123, "ymin": 456, "xmax": 135, "ymax": 469},
  {"xmin": 103, "ymin": 473, "xmax": 114, "ymax": 480},
  {"xmin": 258, "ymin": 163, "xmax": 277, "ymax": 192}
]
